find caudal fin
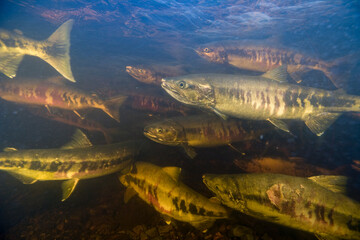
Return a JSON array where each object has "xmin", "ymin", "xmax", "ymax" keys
[
  {"xmin": 102, "ymin": 95, "xmax": 127, "ymax": 122},
  {"xmin": 43, "ymin": 19, "xmax": 75, "ymax": 82}
]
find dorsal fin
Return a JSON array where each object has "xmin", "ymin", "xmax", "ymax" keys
[
  {"xmin": 61, "ymin": 129, "xmax": 92, "ymax": 149},
  {"xmin": 162, "ymin": 166, "xmax": 182, "ymax": 181},
  {"xmin": 262, "ymin": 65, "xmax": 289, "ymax": 83},
  {"xmin": 308, "ymin": 175, "xmax": 348, "ymax": 194},
  {"xmin": 3, "ymin": 147, "xmax": 18, "ymax": 152}
]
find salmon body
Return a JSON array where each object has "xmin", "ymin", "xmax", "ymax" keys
[
  {"xmin": 0, "ymin": 130, "xmax": 138, "ymax": 201},
  {"xmin": 203, "ymin": 173, "xmax": 360, "ymax": 240},
  {"xmin": 119, "ymin": 162, "xmax": 229, "ymax": 231},
  {"xmin": 0, "ymin": 78, "xmax": 126, "ymax": 122},
  {"xmin": 144, "ymin": 114, "xmax": 267, "ymax": 147},
  {"xmin": 195, "ymin": 40, "xmax": 347, "ymax": 87},
  {"xmin": 161, "ymin": 66, "xmax": 360, "ymax": 136}
]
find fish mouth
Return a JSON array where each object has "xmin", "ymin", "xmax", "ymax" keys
[
  {"xmin": 143, "ymin": 130, "xmax": 157, "ymax": 140},
  {"xmin": 161, "ymin": 80, "xmax": 182, "ymax": 98},
  {"xmin": 202, "ymin": 174, "xmax": 208, "ymax": 184},
  {"xmin": 144, "ymin": 131, "xmax": 165, "ymax": 143},
  {"xmin": 194, "ymin": 49, "xmax": 202, "ymax": 55}
]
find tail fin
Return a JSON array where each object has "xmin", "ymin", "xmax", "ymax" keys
[
  {"xmin": 102, "ymin": 95, "xmax": 127, "ymax": 122},
  {"xmin": 326, "ymin": 52, "xmax": 359, "ymax": 89},
  {"xmin": 43, "ymin": 19, "xmax": 75, "ymax": 82}
]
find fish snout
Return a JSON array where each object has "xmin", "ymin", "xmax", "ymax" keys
[
  {"xmin": 161, "ymin": 78, "xmax": 169, "ymax": 89},
  {"xmin": 143, "ymin": 127, "xmax": 156, "ymax": 139}
]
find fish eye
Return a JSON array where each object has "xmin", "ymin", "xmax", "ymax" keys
[
  {"xmin": 157, "ymin": 128, "xmax": 163, "ymax": 133},
  {"xmin": 178, "ymin": 81, "xmax": 186, "ymax": 89},
  {"xmin": 203, "ymin": 48, "xmax": 211, "ymax": 53}
]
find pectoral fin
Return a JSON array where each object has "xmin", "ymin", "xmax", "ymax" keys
[
  {"xmin": 189, "ymin": 220, "xmax": 215, "ymax": 233},
  {"xmin": 228, "ymin": 143, "xmax": 242, "ymax": 153},
  {"xmin": 124, "ymin": 187, "xmax": 137, "ymax": 203},
  {"xmin": 7, "ymin": 171, "xmax": 37, "ymax": 184},
  {"xmin": 3, "ymin": 147, "xmax": 18, "ymax": 152},
  {"xmin": 315, "ymin": 233, "xmax": 340, "ymax": 240},
  {"xmin": 163, "ymin": 215, "xmax": 172, "ymax": 225},
  {"xmin": 210, "ymin": 107, "xmax": 228, "ymax": 120},
  {"xmin": 267, "ymin": 118, "xmax": 290, "ymax": 133},
  {"xmin": 182, "ymin": 144, "xmax": 197, "ymax": 159},
  {"xmin": 304, "ymin": 112, "xmax": 341, "ymax": 136},
  {"xmin": 0, "ymin": 52, "xmax": 24, "ymax": 78},
  {"xmin": 61, "ymin": 178, "xmax": 79, "ymax": 201},
  {"xmin": 73, "ymin": 110, "xmax": 85, "ymax": 119}
]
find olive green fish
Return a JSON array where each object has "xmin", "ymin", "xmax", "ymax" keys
[
  {"xmin": 0, "ymin": 19, "xmax": 75, "ymax": 82},
  {"xmin": 195, "ymin": 40, "xmax": 353, "ymax": 88},
  {"xmin": 203, "ymin": 173, "xmax": 360, "ymax": 240},
  {"xmin": 0, "ymin": 130, "xmax": 138, "ymax": 201},
  {"xmin": 144, "ymin": 114, "xmax": 268, "ymax": 158},
  {"xmin": 119, "ymin": 161, "xmax": 229, "ymax": 231},
  {"xmin": 161, "ymin": 66, "xmax": 360, "ymax": 136}
]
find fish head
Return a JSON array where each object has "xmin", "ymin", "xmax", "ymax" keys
[
  {"xmin": 144, "ymin": 120, "xmax": 185, "ymax": 145},
  {"xmin": 126, "ymin": 66, "xmax": 157, "ymax": 84},
  {"xmin": 161, "ymin": 75, "xmax": 215, "ymax": 109},
  {"xmin": 202, "ymin": 174, "xmax": 228, "ymax": 197},
  {"xmin": 195, "ymin": 45, "xmax": 227, "ymax": 63},
  {"xmin": 203, "ymin": 174, "xmax": 247, "ymax": 209}
]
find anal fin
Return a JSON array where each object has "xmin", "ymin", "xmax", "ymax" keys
[
  {"xmin": 7, "ymin": 171, "xmax": 37, "ymax": 184},
  {"xmin": 0, "ymin": 52, "xmax": 24, "ymax": 78},
  {"xmin": 61, "ymin": 178, "xmax": 79, "ymax": 201},
  {"xmin": 124, "ymin": 187, "xmax": 137, "ymax": 203},
  {"xmin": 304, "ymin": 112, "xmax": 341, "ymax": 136},
  {"xmin": 210, "ymin": 107, "xmax": 228, "ymax": 120}
]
